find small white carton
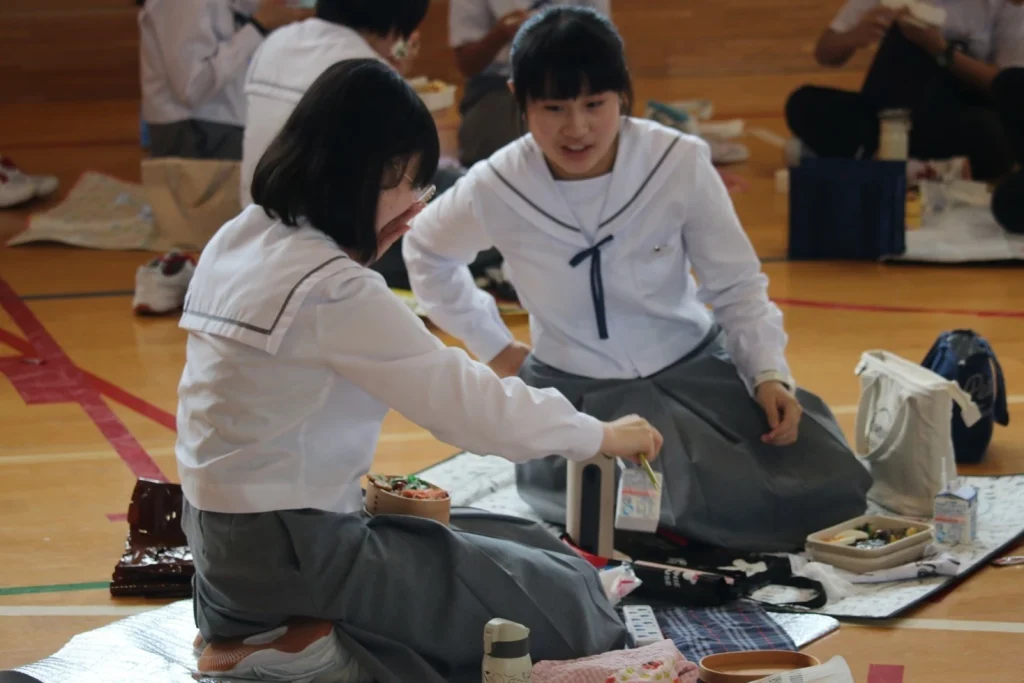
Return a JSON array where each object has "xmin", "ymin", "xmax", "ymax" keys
[{"xmin": 933, "ymin": 480, "xmax": 978, "ymax": 545}]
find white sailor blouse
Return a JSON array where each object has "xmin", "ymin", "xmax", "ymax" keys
[{"xmin": 403, "ymin": 117, "xmax": 792, "ymax": 392}]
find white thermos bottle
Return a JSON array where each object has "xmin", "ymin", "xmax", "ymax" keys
[{"xmin": 482, "ymin": 618, "xmax": 532, "ymax": 683}]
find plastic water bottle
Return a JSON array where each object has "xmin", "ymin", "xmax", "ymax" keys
[
  {"xmin": 482, "ymin": 618, "xmax": 532, "ymax": 683},
  {"xmin": 878, "ymin": 109, "xmax": 911, "ymax": 161}
]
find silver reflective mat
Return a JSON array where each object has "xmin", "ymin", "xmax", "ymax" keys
[
  {"xmin": 10, "ymin": 601, "xmax": 839, "ymax": 682},
  {"xmin": 15, "ymin": 600, "xmax": 202, "ymax": 683}
]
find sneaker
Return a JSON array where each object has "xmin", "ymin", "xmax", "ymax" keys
[
  {"xmin": 132, "ymin": 251, "xmax": 196, "ymax": 315},
  {"xmin": 704, "ymin": 137, "xmax": 750, "ymax": 166},
  {"xmin": 0, "ymin": 156, "xmax": 59, "ymax": 200},
  {"xmin": 195, "ymin": 618, "xmax": 362, "ymax": 683},
  {"xmin": 193, "ymin": 632, "xmax": 207, "ymax": 659},
  {"xmin": 0, "ymin": 169, "xmax": 35, "ymax": 209}
]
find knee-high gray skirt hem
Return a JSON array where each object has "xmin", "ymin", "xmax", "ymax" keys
[{"xmin": 515, "ymin": 329, "xmax": 873, "ymax": 553}]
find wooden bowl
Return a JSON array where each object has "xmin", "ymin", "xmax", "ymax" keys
[
  {"xmin": 364, "ymin": 475, "xmax": 451, "ymax": 527},
  {"xmin": 698, "ymin": 651, "xmax": 820, "ymax": 683}
]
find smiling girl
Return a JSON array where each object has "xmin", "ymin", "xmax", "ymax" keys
[{"xmin": 404, "ymin": 6, "xmax": 872, "ymax": 552}]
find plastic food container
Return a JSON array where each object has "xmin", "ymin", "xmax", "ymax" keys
[{"xmin": 805, "ymin": 514, "xmax": 933, "ymax": 573}]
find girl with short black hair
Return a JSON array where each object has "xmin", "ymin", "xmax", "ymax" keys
[{"xmin": 178, "ymin": 57, "xmax": 656, "ymax": 683}]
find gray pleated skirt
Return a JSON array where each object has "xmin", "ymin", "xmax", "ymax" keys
[
  {"xmin": 183, "ymin": 503, "xmax": 628, "ymax": 683},
  {"xmin": 515, "ymin": 328, "xmax": 873, "ymax": 552}
]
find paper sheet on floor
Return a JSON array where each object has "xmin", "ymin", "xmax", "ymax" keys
[{"xmin": 888, "ymin": 204, "xmax": 1024, "ymax": 263}]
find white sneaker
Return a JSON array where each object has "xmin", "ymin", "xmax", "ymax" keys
[
  {"xmin": 0, "ymin": 156, "xmax": 59, "ymax": 201},
  {"xmin": 132, "ymin": 251, "xmax": 196, "ymax": 315},
  {"xmin": 704, "ymin": 137, "xmax": 750, "ymax": 165},
  {"xmin": 0, "ymin": 169, "xmax": 35, "ymax": 208},
  {"xmin": 195, "ymin": 618, "xmax": 364, "ymax": 683}
]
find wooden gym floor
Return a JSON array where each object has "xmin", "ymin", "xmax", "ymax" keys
[{"xmin": 1, "ymin": 72, "xmax": 1022, "ymax": 681}]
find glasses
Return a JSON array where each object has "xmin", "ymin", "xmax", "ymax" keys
[
  {"xmin": 416, "ymin": 184, "xmax": 437, "ymax": 204},
  {"xmin": 402, "ymin": 171, "xmax": 436, "ymax": 204}
]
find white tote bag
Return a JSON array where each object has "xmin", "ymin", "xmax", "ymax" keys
[{"xmin": 854, "ymin": 350, "xmax": 981, "ymax": 516}]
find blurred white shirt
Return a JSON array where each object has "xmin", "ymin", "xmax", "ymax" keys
[
  {"xmin": 139, "ymin": 0, "xmax": 264, "ymax": 126},
  {"xmin": 830, "ymin": 0, "xmax": 1024, "ymax": 67},
  {"xmin": 239, "ymin": 19, "xmax": 384, "ymax": 205}
]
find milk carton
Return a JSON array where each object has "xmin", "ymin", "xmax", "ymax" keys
[{"xmin": 933, "ymin": 481, "xmax": 978, "ymax": 545}]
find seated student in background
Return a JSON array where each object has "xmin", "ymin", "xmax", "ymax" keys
[
  {"xmin": 138, "ymin": 0, "xmax": 311, "ymax": 159},
  {"xmin": 404, "ymin": 6, "xmax": 872, "ymax": 553},
  {"xmin": 240, "ymin": 0, "xmax": 431, "ymax": 204},
  {"xmin": 240, "ymin": 0, "xmax": 479, "ymax": 290},
  {"xmin": 449, "ymin": 0, "xmax": 610, "ymax": 168},
  {"xmin": 785, "ymin": 0, "xmax": 1024, "ymax": 181},
  {"xmin": 992, "ymin": 67, "xmax": 1024, "ymax": 233},
  {"xmin": 179, "ymin": 58, "xmax": 658, "ymax": 682}
]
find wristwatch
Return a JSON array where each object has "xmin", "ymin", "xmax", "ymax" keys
[{"xmin": 936, "ymin": 41, "xmax": 963, "ymax": 69}]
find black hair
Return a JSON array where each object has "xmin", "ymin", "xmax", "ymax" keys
[
  {"xmin": 509, "ymin": 6, "xmax": 633, "ymax": 114},
  {"xmin": 316, "ymin": 0, "xmax": 428, "ymax": 39},
  {"xmin": 251, "ymin": 58, "xmax": 439, "ymax": 265}
]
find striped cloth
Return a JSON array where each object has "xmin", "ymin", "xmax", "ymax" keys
[{"xmin": 650, "ymin": 600, "xmax": 796, "ymax": 663}]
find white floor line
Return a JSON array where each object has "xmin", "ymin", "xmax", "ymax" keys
[
  {"xmin": 2, "ymin": 397, "xmax": 1022, "ymax": 467},
  {"xmin": 0, "ymin": 605, "xmax": 159, "ymax": 617},
  {"xmin": 0, "ymin": 448, "xmax": 175, "ymax": 466},
  {"xmin": 847, "ymin": 618, "xmax": 1024, "ymax": 634},
  {"xmin": 1, "ymin": 607, "xmax": 1021, "ymax": 635},
  {"xmin": 0, "ymin": 430, "xmax": 436, "ymax": 466}
]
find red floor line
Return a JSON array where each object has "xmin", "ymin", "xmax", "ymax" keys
[
  {"xmin": 0, "ymin": 327, "xmax": 177, "ymax": 431},
  {"xmin": 0, "ymin": 277, "xmax": 167, "ymax": 482},
  {"xmin": 0, "ymin": 290, "xmax": 1018, "ymax": 437},
  {"xmin": 774, "ymin": 298, "xmax": 1024, "ymax": 319},
  {"xmin": 86, "ymin": 373, "xmax": 177, "ymax": 432}
]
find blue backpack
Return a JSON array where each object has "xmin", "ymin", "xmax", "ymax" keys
[{"xmin": 922, "ymin": 330, "xmax": 1009, "ymax": 464}]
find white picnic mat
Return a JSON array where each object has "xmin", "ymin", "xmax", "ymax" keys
[{"xmin": 418, "ymin": 454, "xmax": 1024, "ymax": 620}]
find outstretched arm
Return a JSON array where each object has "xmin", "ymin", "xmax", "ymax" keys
[{"xmin": 316, "ymin": 274, "xmax": 662, "ymax": 464}]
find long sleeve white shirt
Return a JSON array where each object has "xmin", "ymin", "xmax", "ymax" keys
[
  {"xmin": 176, "ymin": 206, "xmax": 604, "ymax": 514},
  {"xmin": 139, "ymin": 0, "xmax": 264, "ymax": 126},
  {"xmin": 239, "ymin": 19, "xmax": 385, "ymax": 205},
  {"xmin": 830, "ymin": 0, "xmax": 1024, "ymax": 67},
  {"xmin": 403, "ymin": 117, "xmax": 791, "ymax": 393}
]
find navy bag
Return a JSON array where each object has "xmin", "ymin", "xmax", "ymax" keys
[
  {"xmin": 788, "ymin": 158, "xmax": 907, "ymax": 260},
  {"xmin": 922, "ymin": 330, "xmax": 1009, "ymax": 464}
]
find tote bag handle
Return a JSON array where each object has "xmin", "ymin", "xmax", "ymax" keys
[{"xmin": 854, "ymin": 373, "xmax": 911, "ymax": 461}]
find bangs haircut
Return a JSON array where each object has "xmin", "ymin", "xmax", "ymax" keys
[
  {"xmin": 251, "ymin": 58, "xmax": 439, "ymax": 265},
  {"xmin": 316, "ymin": 0, "xmax": 429, "ymax": 39},
  {"xmin": 509, "ymin": 6, "xmax": 633, "ymax": 113}
]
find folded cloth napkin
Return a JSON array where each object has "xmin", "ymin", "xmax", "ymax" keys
[{"xmin": 532, "ymin": 639, "xmax": 698, "ymax": 683}]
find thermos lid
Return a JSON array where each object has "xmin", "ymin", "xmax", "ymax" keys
[{"xmin": 483, "ymin": 618, "xmax": 530, "ymax": 658}]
